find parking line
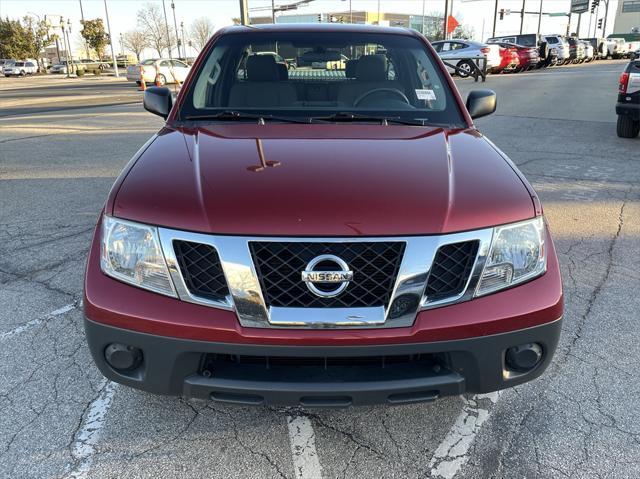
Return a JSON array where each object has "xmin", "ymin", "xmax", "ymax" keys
[
  {"xmin": 428, "ymin": 392, "xmax": 501, "ymax": 479},
  {"xmin": 65, "ymin": 380, "xmax": 118, "ymax": 479},
  {"xmin": 287, "ymin": 415, "xmax": 322, "ymax": 479},
  {"xmin": 0, "ymin": 302, "xmax": 77, "ymax": 341}
]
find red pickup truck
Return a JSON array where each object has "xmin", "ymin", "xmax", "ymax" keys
[{"xmin": 84, "ymin": 24, "xmax": 562, "ymax": 407}]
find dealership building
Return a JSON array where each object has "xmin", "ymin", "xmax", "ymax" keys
[{"xmin": 613, "ymin": 0, "xmax": 640, "ymax": 33}]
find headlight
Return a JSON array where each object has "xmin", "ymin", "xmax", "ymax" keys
[
  {"xmin": 475, "ymin": 217, "xmax": 546, "ymax": 296},
  {"xmin": 100, "ymin": 215, "xmax": 176, "ymax": 297}
]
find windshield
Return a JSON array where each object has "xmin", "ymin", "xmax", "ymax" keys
[
  {"xmin": 179, "ymin": 30, "xmax": 463, "ymax": 126},
  {"xmin": 141, "ymin": 59, "xmax": 156, "ymax": 65}
]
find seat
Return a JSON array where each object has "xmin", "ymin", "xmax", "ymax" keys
[
  {"xmin": 229, "ymin": 55, "xmax": 296, "ymax": 107},
  {"xmin": 337, "ymin": 54, "xmax": 403, "ymax": 106}
]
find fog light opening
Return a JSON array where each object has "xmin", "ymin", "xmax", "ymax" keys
[
  {"xmin": 505, "ymin": 343, "xmax": 543, "ymax": 373},
  {"xmin": 105, "ymin": 343, "xmax": 143, "ymax": 371}
]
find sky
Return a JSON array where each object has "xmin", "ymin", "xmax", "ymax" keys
[{"xmin": 0, "ymin": 0, "xmax": 621, "ymax": 58}]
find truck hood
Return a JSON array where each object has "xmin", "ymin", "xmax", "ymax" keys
[{"xmin": 111, "ymin": 124, "xmax": 535, "ymax": 236}]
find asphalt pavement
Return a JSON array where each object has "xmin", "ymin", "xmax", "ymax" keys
[{"xmin": 0, "ymin": 61, "xmax": 638, "ymax": 479}]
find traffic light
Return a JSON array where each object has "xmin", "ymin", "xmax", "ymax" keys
[
  {"xmin": 317, "ymin": 14, "xmax": 322, "ymax": 23},
  {"xmin": 499, "ymin": 8, "xmax": 505, "ymax": 20},
  {"xmin": 597, "ymin": 18, "xmax": 603, "ymax": 29}
]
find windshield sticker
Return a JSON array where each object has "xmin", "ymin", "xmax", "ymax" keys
[
  {"xmin": 416, "ymin": 89, "xmax": 436, "ymax": 101},
  {"xmin": 628, "ymin": 74, "xmax": 640, "ymax": 95}
]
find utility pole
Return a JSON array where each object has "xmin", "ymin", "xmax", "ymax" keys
[
  {"xmin": 78, "ymin": 0, "xmax": 90, "ymax": 58},
  {"xmin": 576, "ymin": 13, "xmax": 582, "ymax": 37},
  {"xmin": 171, "ymin": 1, "xmax": 181, "ymax": 57},
  {"xmin": 449, "ymin": 0, "xmax": 454, "ymax": 38},
  {"xmin": 239, "ymin": 0, "xmax": 249, "ymax": 25},
  {"xmin": 492, "ymin": 0, "xmax": 498, "ymax": 37},
  {"xmin": 377, "ymin": 0, "xmax": 381, "ymax": 25},
  {"xmin": 350, "ymin": 0, "xmax": 353, "ymax": 24},
  {"xmin": 421, "ymin": 0, "xmax": 426, "ymax": 34},
  {"xmin": 161, "ymin": 0, "xmax": 173, "ymax": 59},
  {"xmin": 103, "ymin": 0, "xmax": 119, "ymax": 76},
  {"xmin": 180, "ymin": 21, "xmax": 186, "ymax": 57},
  {"xmin": 602, "ymin": 0, "xmax": 609, "ymax": 37},
  {"xmin": 444, "ymin": 0, "xmax": 450, "ymax": 38},
  {"xmin": 537, "ymin": 0, "xmax": 543, "ymax": 35},
  {"xmin": 271, "ymin": 0, "xmax": 276, "ymax": 23},
  {"xmin": 593, "ymin": 1, "xmax": 600, "ymax": 37},
  {"xmin": 519, "ymin": 0, "xmax": 526, "ymax": 35}
]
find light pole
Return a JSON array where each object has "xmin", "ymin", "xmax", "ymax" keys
[
  {"xmin": 421, "ymin": 0, "xmax": 426, "ymax": 34},
  {"xmin": 78, "ymin": 0, "xmax": 90, "ymax": 58},
  {"xmin": 171, "ymin": 1, "xmax": 182, "ymax": 58},
  {"xmin": 519, "ymin": 0, "xmax": 526, "ymax": 35},
  {"xmin": 103, "ymin": 0, "xmax": 119, "ymax": 77},
  {"xmin": 272, "ymin": 0, "xmax": 276, "ymax": 23},
  {"xmin": 492, "ymin": 0, "xmax": 499, "ymax": 37},
  {"xmin": 239, "ymin": 0, "xmax": 249, "ymax": 25},
  {"xmin": 60, "ymin": 17, "xmax": 71, "ymax": 78}
]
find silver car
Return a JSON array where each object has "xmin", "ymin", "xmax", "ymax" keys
[{"xmin": 431, "ymin": 39, "xmax": 501, "ymax": 77}]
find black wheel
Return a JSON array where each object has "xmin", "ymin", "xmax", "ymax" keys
[
  {"xmin": 617, "ymin": 116, "xmax": 640, "ymax": 138},
  {"xmin": 156, "ymin": 74, "xmax": 167, "ymax": 86},
  {"xmin": 20, "ymin": 70, "xmax": 25, "ymax": 76},
  {"xmin": 456, "ymin": 60, "xmax": 474, "ymax": 78}
]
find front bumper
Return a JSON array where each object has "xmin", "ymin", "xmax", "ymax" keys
[{"xmin": 85, "ymin": 317, "xmax": 561, "ymax": 407}]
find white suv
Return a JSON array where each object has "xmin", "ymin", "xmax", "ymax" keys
[
  {"xmin": 3, "ymin": 60, "xmax": 38, "ymax": 76},
  {"xmin": 542, "ymin": 35, "xmax": 570, "ymax": 64}
]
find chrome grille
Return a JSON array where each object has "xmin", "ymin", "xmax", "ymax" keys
[
  {"xmin": 249, "ymin": 242, "xmax": 405, "ymax": 308},
  {"xmin": 425, "ymin": 241, "xmax": 479, "ymax": 301},
  {"xmin": 173, "ymin": 240, "xmax": 229, "ymax": 302}
]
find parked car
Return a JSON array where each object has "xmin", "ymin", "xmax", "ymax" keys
[
  {"xmin": 609, "ymin": 38, "xmax": 630, "ymax": 59},
  {"xmin": 50, "ymin": 61, "xmax": 81, "ymax": 74},
  {"xmin": 492, "ymin": 44, "xmax": 520, "ymax": 73},
  {"xmin": 84, "ymin": 24, "xmax": 563, "ymax": 407},
  {"xmin": 488, "ymin": 41, "xmax": 540, "ymax": 71},
  {"xmin": 566, "ymin": 37, "xmax": 586, "ymax": 64},
  {"xmin": 431, "ymin": 39, "xmax": 501, "ymax": 77},
  {"xmin": 79, "ymin": 58, "xmax": 110, "ymax": 71},
  {"xmin": 541, "ymin": 35, "xmax": 571, "ymax": 65},
  {"xmin": 0, "ymin": 59, "xmax": 15, "ymax": 69},
  {"xmin": 582, "ymin": 38, "xmax": 608, "ymax": 59},
  {"xmin": 581, "ymin": 41, "xmax": 595, "ymax": 63},
  {"xmin": 126, "ymin": 58, "xmax": 191, "ymax": 85},
  {"xmin": 488, "ymin": 34, "xmax": 562, "ymax": 67},
  {"xmin": 616, "ymin": 59, "xmax": 640, "ymax": 138},
  {"xmin": 3, "ymin": 59, "xmax": 38, "ymax": 76}
]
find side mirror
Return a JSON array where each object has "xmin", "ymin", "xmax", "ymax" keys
[
  {"xmin": 143, "ymin": 86, "xmax": 173, "ymax": 119},
  {"xmin": 466, "ymin": 89, "xmax": 497, "ymax": 119}
]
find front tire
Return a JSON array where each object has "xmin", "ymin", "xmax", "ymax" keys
[
  {"xmin": 617, "ymin": 115, "xmax": 640, "ymax": 138},
  {"xmin": 155, "ymin": 74, "xmax": 167, "ymax": 86}
]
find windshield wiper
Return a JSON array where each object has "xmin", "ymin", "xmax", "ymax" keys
[
  {"xmin": 183, "ymin": 110, "xmax": 312, "ymax": 124},
  {"xmin": 310, "ymin": 112, "xmax": 426, "ymax": 126}
]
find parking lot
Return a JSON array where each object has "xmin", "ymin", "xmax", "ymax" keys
[{"xmin": 1, "ymin": 59, "xmax": 639, "ymax": 478}]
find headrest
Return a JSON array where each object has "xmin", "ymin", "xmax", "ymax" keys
[
  {"xmin": 247, "ymin": 55, "xmax": 279, "ymax": 82},
  {"xmin": 345, "ymin": 59, "xmax": 359, "ymax": 78},
  {"xmin": 356, "ymin": 55, "xmax": 387, "ymax": 81},
  {"xmin": 275, "ymin": 62, "xmax": 288, "ymax": 80}
]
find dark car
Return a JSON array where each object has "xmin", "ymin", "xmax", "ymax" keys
[
  {"xmin": 616, "ymin": 59, "xmax": 640, "ymax": 138},
  {"xmin": 84, "ymin": 24, "xmax": 563, "ymax": 407}
]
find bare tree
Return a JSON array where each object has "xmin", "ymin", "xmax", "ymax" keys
[
  {"xmin": 190, "ymin": 17, "xmax": 215, "ymax": 52},
  {"xmin": 136, "ymin": 3, "xmax": 174, "ymax": 57},
  {"xmin": 122, "ymin": 30, "xmax": 149, "ymax": 61}
]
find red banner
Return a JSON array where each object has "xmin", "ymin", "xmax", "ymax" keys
[{"xmin": 447, "ymin": 15, "xmax": 459, "ymax": 34}]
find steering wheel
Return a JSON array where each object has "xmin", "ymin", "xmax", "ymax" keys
[{"xmin": 353, "ymin": 88, "xmax": 410, "ymax": 107}]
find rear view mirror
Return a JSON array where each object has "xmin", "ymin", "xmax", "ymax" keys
[
  {"xmin": 143, "ymin": 86, "xmax": 173, "ymax": 119},
  {"xmin": 466, "ymin": 89, "xmax": 497, "ymax": 119}
]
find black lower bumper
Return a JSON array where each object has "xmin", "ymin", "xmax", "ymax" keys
[
  {"xmin": 617, "ymin": 102, "xmax": 640, "ymax": 120},
  {"xmin": 85, "ymin": 318, "xmax": 562, "ymax": 407}
]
